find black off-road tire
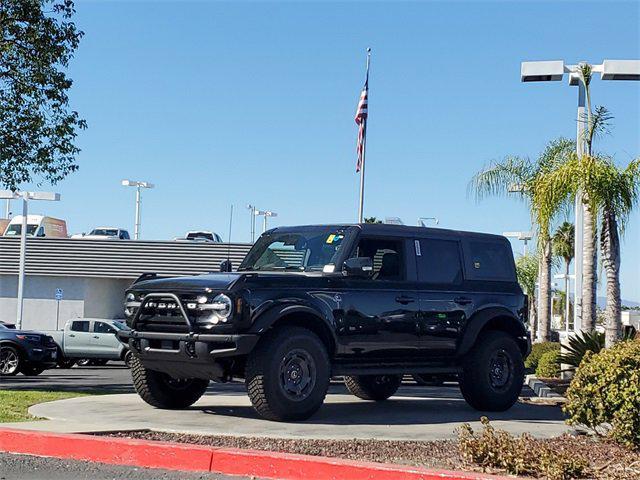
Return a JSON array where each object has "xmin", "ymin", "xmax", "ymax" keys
[
  {"xmin": 20, "ymin": 365, "xmax": 46, "ymax": 376},
  {"xmin": 245, "ymin": 327, "xmax": 330, "ymax": 421},
  {"xmin": 130, "ymin": 356, "xmax": 209, "ymax": 409},
  {"xmin": 57, "ymin": 354, "xmax": 76, "ymax": 369},
  {"xmin": 345, "ymin": 375, "xmax": 402, "ymax": 401},
  {"xmin": 459, "ymin": 330, "xmax": 524, "ymax": 411}
]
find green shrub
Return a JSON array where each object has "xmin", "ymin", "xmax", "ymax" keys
[
  {"xmin": 536, "ymin": 349, "xmax": 561, "ymax": 378},
  {"xmin": 558, "ymin": 330, "xmax": 604, "ymax": 369},
  {"xmin": 457, "ymin": 417, "xmax": 587, "ymax": 479},
  {"xmin": 525, "ymin": 341, "xmax": 560, "ymax": 371},
  {"xmin": 564, "ymin": 339, "xmax": 640, "ymax": 448}
]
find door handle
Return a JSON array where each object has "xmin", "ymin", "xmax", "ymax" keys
[
  {"xmin": 395, "ymin": 295, "xmax": 416, "ymax": 304},
  {"xmin": 93, "ymin": 335, "xmax": 100, "ymax": 339},
  {"xmin": 454, "ymin": 297, "xmax": 472, "ymax": 305},
  {"xmin": 69, "ymin": 334, "xmax": 75, "ymax": 337}
]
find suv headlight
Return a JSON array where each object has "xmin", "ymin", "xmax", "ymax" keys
[
  {"xmin": 124, "ymin": 292, "xmax": 141, "ymax": 318},
  {"xmin": 197, "ymin": 293, "xmax": 233, "ymax": 325}
]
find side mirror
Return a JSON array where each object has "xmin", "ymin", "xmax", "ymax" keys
[
  {"xmin": 342, "ymin": 257, "xmax": 373, "ymax": 278},
  {"xmin": 220, "ymin": 260, "xmax": 233, "ymax": 272}
]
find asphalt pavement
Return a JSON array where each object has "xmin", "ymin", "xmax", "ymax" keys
[{"xmin": 0, "ymin": 452, "xmax": 254, "ymax": 480}]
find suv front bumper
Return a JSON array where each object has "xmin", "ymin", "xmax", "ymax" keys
[{"xmin": 117, "ymin": 329, "xmax": 258, "ymax": 363}]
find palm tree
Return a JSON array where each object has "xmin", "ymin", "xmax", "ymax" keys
[
  {"xmin": 470, "ymin": 138, "xmax": 574, "ymax": 342},
  {"xmin": 552, "ymin": 222, "xmax": 574, "ymax": 329},
  {"xmin": 515, "ymin": 254, "xmax": 539, "ymax": 341},
  {"xmin": 595, "ymin": 159, "xmax": 640, "ymax": 347}
]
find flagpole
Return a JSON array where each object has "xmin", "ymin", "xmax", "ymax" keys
[{"xmin": 357, "ymin": 48, "xmax": 371, "ymax": 224}]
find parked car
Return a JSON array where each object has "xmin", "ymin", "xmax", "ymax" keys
[
  {"xmin": 75, "ymin": 227, "xmax": 131, "ymax": 240},
  {"xmin": 3, "ymin": 215, "xmax": 68, "ymax": 238},
  {"xmin": 120, "ymin": 223, "xmax": 530, "ymax": 421},
  {"xmin": 0, "ymin": 323, "xmax": 58, "ymax": 376},
  {"xmin": 174, "ymin": 231, "xmax": 222, "ymax": 243},
  {"xmin": 47, "ymin": 319, "xmax": 133, "ymax": 368}
]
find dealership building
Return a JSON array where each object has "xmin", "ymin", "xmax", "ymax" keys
[{"xmin": 0, "ymin": 238, "xmax": 251, "ymax": 331}]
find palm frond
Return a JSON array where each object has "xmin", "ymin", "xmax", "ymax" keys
[
  {"xmin": 558, "ymin": 330, "xmax": 604, "ymax": 369},
  {"xmin": 468, "ymin": 156, "xmax": 534, "ymax": 202}
]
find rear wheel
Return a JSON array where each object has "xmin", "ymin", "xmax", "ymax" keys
[
  {"xmin": 76, "ymin": 359, "xmax": 91, "ymax": 367},
  {"xmin": 131, "ymin": 356, "xmax": 209, "ymax": 409},
  {"xmin": 459, "ymin": 331, "xmax": 524, "ymax": 411},
  {"xmin": 21, "ymin": 365, "xmax": 46, "ymax": 376},
  {"xmin": 345, "ymin": 375, "xmax": 401, "ymax": 401},
  {"xmin": 0, "ymin": 346, "xmax": 21, "ymax": 376},
  {"xmin": 246, "ymin": 327, "xmax": 330, "ymax": 421},
  {"xmin": 57, "ymin": 354, "xmax": 76, "ymax": 369},
  {"xmin": 123, "ymin": 350, "xmax": 133, "ymax": 368}
]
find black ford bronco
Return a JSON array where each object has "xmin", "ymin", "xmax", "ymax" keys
[{"xmin": 118, "ymin": 224, "xmax": 530, "ymax": 421}]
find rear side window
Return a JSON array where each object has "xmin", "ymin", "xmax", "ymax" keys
[
  {"xmin": 466, "ymin": 239, "xmax": 515, "ymax": 281},
  {"xmin": 70, "ymin": 321, "xmax": 89, "ymax": 332},
  {"xmin": 416, "ymin": 239, "xmax": 463, "ymax": 285}
]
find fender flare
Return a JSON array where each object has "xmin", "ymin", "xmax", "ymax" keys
[
  {"xmin": 457, "ymin": 306, "xmax": 527, "ymax": 357},
  {"xmin": 249, "ymin": 303, "xmax": 337, "ymax": 349},
  {"xmin": 0, "ymin": 340, "xmax": 25, "ymax": 357}
]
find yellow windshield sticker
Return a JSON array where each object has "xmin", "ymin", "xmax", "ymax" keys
[{"xmin": 326, "ymin": 234, "xmax": 336, "ymax": 244}]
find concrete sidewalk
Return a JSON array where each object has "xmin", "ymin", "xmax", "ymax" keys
[{"xmin": 6, "ymin": 384, "xmax": 570, "ymax": 441}]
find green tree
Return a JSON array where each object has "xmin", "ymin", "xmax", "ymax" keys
[
  {"xmin": 552, "ymin": 221, "xmax": 574, "ymax": 328},
  {"xmin": 1, "ymin": 0, "xmax": 85, "ymax": 191},
  {"xmin": 515, "ymin": 253, "xmax": 539, "ymax": 340},
  {"xmin": 364, "ymin": 217, "xmax": 382, "ymax": 224},
  {"xmin": 470, "ymin": 138, "xmax": 574, "ymax": 342}
]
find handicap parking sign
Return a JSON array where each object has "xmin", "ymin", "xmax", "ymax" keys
[{"xmin": 55, "ymin": 288, "xmax": 63, "ymax": 301}]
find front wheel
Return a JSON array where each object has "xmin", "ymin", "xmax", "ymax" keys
[
  {"xmin": 123, "ymin": 350, "xmax": 133, "ymax": 368},
  {"xmin": 57, "ymin": 355, "xmax": 76, "ymax": 369},
  {"xmin": 459, "ymin": 331, "xmax": 524, "ymax": 411},
  {"xmin": 131, "ymin": 356, "xmax": 209, "ymax": 409},
  {"xmin": 246, "ymin": 327, "xmax": 330, "ymax": 421},
  {"xmin": 345, "ymin": 375, "xmax": 401, "ymax": 401},
  {"xmin": 0, "ymin": 346, "xmax": 21, "ymax": 376}
]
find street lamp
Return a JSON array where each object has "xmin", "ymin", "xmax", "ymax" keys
[
  {"xmin": 255, "ymin": 210, "xmax": 278, "ymax": 233},
  {"xmin": 121, "ymin": 180, "xmax": 154, "ymax": 240},
  {"xmin": 520, "ymin": 58, "xmax": 640, "ymax": 331},
  {"xmin": 246, "ymin": 204, "xmax": 257, "ymax": 242},
  {"xmin": 418, "ymin": 217, "xmax": 439, "ymax": 227},
  {"xmin": 503, "ymin": 231, "xmax": 533, "ymax": 255},
  {"xmin": 0, "ymin": 190, "xmax": 61, "ymax": 329}
]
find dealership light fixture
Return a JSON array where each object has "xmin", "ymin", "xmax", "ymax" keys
[{"xmin": 121, "ymin": 180, "xmax": 155, "ymax": 240}]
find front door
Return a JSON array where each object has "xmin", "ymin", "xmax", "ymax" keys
[
  {"xmin": 414, "ymin": 237, "xmax": 470, "ymax": 358},
  {"xmin": 338, "ymin": 236, "xmax": 421, "ymax": 359},
  {"xmin": 91, "ymin": 321, "xmax": 121, "ymax": 358}
]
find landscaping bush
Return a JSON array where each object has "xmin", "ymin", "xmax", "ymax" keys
[
  {"xmin": 558, "ymin": 330, "xmax": 604, "ymax": 369},
  {"xmin": 458, "ymin": 417, "xmax": 587, "ymax": 479},
  {"xmin": 536, "ymin": 349, "xmax": 561, "ymax": 378},
  {"xmin": 564, "ymin": 339, "xmax": 640, "ymax": 449},
  {"xmin": 525, "ymin": 341, "xmax": 560, "ymax": 372}
]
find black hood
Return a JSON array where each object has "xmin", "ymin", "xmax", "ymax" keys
[{"xmin": 131, "ymin": 273, "xmax": 243, "ymax": 293}]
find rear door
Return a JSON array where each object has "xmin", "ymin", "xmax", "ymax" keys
[
  {"xmin": 64, "ymin": 320, "xmax": 92, "ymax": 356},
  {"xmin": 415, "ymin": 236, "xmax": 470, "ymax": 358},
  {"xmin": 91, "ymin": 321, "xmax": 122, "ymax": 358}
]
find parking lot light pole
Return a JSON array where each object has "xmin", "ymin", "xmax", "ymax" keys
[
  {"xmin": 520, "ymin": 59, "xmax": 640, "ymax": 332},
  {"xmin": 0, "ymin": 190, "xmax": 61, "ymax": 329},
  {"xmin": 121, "ymin": 180, "xmax": 154, "ymax": 240},
  {"xmin": 255, "ymin": 210, "xmax": 278, "ymax": 233},
  {"xmin": 503, "ymin": 231, "xmax": 533, "ymax": 255}
]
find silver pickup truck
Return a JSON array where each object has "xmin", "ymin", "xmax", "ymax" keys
[{"xmin": 46, "ymin": 319, "xmax": 132, "ymax": 368}]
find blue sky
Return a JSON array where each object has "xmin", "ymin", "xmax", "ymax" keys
[{"xmin": 14, "ymin": 0, "xmax": 640, "ymax": 301}]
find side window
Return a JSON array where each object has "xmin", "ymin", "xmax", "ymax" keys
[
  {"xmin": 94, "ymin": 322, "xmax": 116, "ymax": 334},
  {"xmin": 70, "ymin": 321, "xmax": 89, "ymax": 332},
  {"xmin": 354, "ymin": 237, "xmax": 405, "ymax": 281},
  {"xmin": 466, "ymin": 240, "xmax": 515, "ymax": 281},
  {"xmin": 417, "ymin": 239, "xmax": 463, "ymax": 285},
  {"xmin": 36, "ymin": 226, "xmax": 45, "ymax": 237}
]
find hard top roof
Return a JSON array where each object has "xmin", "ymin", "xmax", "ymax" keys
[{"xmin": 268, "ymin": 223, "xmax": 508, "ymax": 242}]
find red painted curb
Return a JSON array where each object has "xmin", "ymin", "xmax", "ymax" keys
[{"xmin": 0, "ymin": 428, "xmax": 509, "ymax": 480}]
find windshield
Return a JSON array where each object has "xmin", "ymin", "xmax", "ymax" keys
[
  {"xmin": 239, "ymin": 228, "xmax": 351, "ymax": 272},
  {"xmin": 112, "ymin": 321, "xmax": 129, "ymax": 330},
  {"xmin": 4, "ymin": 224, "xmax": 38, "ymax": 236},
  {"xmin": 90, "ymin": 229, "xmax": 118, "ymax": 236}
]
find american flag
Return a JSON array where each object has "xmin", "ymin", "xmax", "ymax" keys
[{"xmin": 355, "ymin": 76, "xmax": 368, "ymax": 172}]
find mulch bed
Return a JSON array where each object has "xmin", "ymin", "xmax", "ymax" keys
[{"xmin": 105, "ymin": 431, "xmax": 640, "ymax": 479}]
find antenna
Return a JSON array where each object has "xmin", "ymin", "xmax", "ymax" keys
[{"xmin": 226, "ymin": 204, "xmax": 233, "ymax": 263}]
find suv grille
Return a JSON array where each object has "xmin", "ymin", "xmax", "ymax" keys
[{"xmin": 134, "ymin": 294, "xmax": 199, "ymax": 333}]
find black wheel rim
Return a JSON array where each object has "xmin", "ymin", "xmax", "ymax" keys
[
  {"xmin": 279, "ymin": 348, "xmax": 316, "ymax": 401},
  {"xmin": 489, "ymin": 349, "xmax": 513, "ymax": 389},
  {"xmin": 373, "ymin": 375, "xmax": 394, "ymax": 386},
  {"xmin": 0, "ymin": 347, "xmax": 19, "ymax": 375}
]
